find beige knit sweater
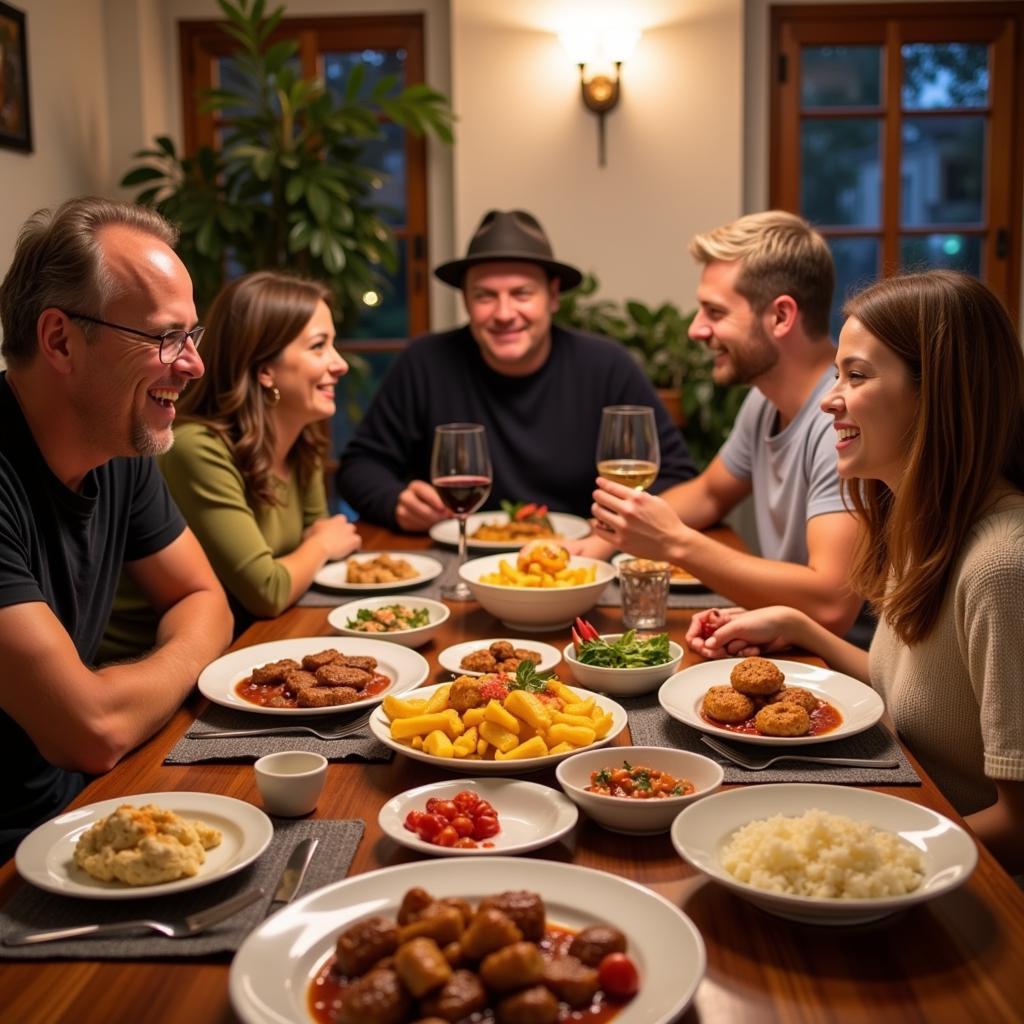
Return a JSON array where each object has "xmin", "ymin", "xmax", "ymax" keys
[{"xmin": 869, "ymin": 493, "xmax": 1024, "ymax": 815}]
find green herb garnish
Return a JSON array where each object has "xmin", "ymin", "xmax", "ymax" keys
[
  {"xmin": 508, "ymin": 659, "xmax": 555, "ymax": 693},
  {"xmin": 576, "ymin": 630, "xmax": 671, "ymax": 668}
]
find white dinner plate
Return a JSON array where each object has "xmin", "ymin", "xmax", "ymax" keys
[
  {"xmin": 429, "ymin": 511, "xmax": 591, "ymax": 550},
  {"xmin": 369, "ymin": 681, "xmax": 627, "ymax": 774},
  {"xmin": 378, "ymin": 779, "xmax": 578, "ymax": 856},
  {"xmin": 671, "ymin": 783, "xmax": 978, "ymax": 926},
  {"xmin": 198, "ymin": 636, "xmax": 429, "ymax": 717},
  {"xmin": 436, "ymin": 638, "xmax": 562, "ymax": 677},
  {"xmin": 313, "ymin": 551, "xmax": 443, "ymax": 591},
  {"xmin": 658, "ymin": 657, "xmax": 885, "ymax": 746},
  {"xmin": 612, "ymin": 551, "xmax": 708, "ymax": 590},
  {"xmin": 230, "ymin": 857, "xmax": 705, "ymax": 1024},
  {"xmin": 15, "ymin": 792, "xmax": 273, "ymax": 900}
]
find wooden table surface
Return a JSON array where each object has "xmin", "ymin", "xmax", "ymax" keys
[{"xmin": 2, "ymin": 524, "xmax": 1023, "ymax": 1023}]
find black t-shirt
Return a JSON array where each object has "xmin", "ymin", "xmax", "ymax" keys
[
  {"xmin": 336, "ymin": 324, "xmax": 697, "ymax": 528},
  {"xmin": 0, "ymin": 373, "xmax": 185, "ymax": 859}
]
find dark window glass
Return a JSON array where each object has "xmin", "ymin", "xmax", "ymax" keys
[
  {"xmin": 801, "ymin": 46, "xmax": 881, "ymax": 107},
  {"xmin": 901, "ymin": 43, "xmax": 989, "ymax": 110},
  {"xmin": 901, "ymin": 116, "xmax": 985, "ymax": 225},
  {"xmin": 900, "ymin": 233, "xmax": 982, "ymax": 274},
  {"xmin": 350, "ymin": 236, "xmax": 408, "ymax": 339},
  {"xmin": 827, "ymin": 236, "xmax": 879, "ymax": 336},
  {"xmin": 801, "ymin": 119, "xmax": 882, "ymax": 226},
  {"xmin": 323, "ymin": 48, "xmax": 407, "ymax": 95}
]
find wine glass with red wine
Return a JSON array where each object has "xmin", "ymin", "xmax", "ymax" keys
[{"xmin": 431, "ymin": 423, "xmax": 492, "ymax": 601}]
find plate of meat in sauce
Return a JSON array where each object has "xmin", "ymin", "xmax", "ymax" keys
[
  {"xmin": 229, "ymin": 856, "xmax": 705, "ymax": 1024},
  {"xmin": 197, "ymin": 637, "xmax": 429, "ymax": 717},
  {"xmin": 658, "ymin": 657, "xmax": 884, "ymax": 746}
]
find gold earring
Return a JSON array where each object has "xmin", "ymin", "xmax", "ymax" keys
[{"xmin": 265, "ymin": 385, "xmax": 281, "ymax": 406}]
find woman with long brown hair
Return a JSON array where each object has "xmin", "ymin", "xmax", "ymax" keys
[
  {"xmin": 103, "ymin": 270, "xmax": 360, "ymax": 648},
  {"xmin": 687, "ymin": 270, "xmax": 1024, "ymax": 870}
]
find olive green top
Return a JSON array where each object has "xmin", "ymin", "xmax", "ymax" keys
[{"xmin": 99, "ymin": 421, "xmax": 326, "ymax": 660}]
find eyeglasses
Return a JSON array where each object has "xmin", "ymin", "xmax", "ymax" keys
[{"xmin": 62, "ymin": 311, "xmax": 205, "ymax": 364}]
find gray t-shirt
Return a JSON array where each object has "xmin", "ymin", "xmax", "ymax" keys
[{"xmin": 718, "ymin": 367, "xmax": 843, "ymax": 564}]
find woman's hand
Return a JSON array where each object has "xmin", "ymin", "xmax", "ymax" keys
[
  {"xmin": 304, "ymin": 515, "xmax": 362, "ymax": 561},
  {"xmin": 395, "ymin": 480, "xmax": 448, "ymax": 532},
  {"xmin": 686, "ymin": 606, "xmax": 801, "ymax": 660},
  {"xmin": 591, "ymin": 478, "xmax": 690, "ymax": 557}
]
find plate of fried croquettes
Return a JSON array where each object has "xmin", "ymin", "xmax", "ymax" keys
[{"xmin": 659, "ymin": 656, "xmax": 884, "ymax": 745}]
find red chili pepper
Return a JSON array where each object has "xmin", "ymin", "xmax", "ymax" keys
[
  {"xmin": 575, "ymin": 617, "xmax": 600, "ymax": 641},
  {"xmin": 571, "ymin": 626, "xmax": 582, "ymax": 652},
  {"xmin": 515, "ymin": 502, "xmax": 537, "ymax": 521}
]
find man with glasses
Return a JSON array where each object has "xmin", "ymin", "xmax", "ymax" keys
[{"xmin": 0, "ymin": 196, "xmax": 232, "ymax": 860}]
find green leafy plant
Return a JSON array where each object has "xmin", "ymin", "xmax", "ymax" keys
[
  {"xmin": 120, "ymin": 0, "xmax": 454, "ymax": 329},
  {"xmin": 556, "ymin": 273, "xmax": 747, "ymax": 468}
]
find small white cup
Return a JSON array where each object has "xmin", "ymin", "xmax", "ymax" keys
[{"xmin": 254, "ymin": 751, "xmax": 327, "ymax": 817}]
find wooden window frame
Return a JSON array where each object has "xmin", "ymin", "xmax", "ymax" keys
[
  {"xmin": 179, "ymin": 13, "xmax": 430, "ymax": 338},
  {"xmin": 771, "ymin": 2, "xmax": 1024, "ymax": 320}
]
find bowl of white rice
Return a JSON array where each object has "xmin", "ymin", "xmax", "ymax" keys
[{"xmin": 670, "ymin": 783, "xmax": 978, "ymax": 925}]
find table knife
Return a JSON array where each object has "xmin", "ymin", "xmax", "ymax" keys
[{"xmin": 265, "ymin": 837, "xmax": 318, "ymax": 917}]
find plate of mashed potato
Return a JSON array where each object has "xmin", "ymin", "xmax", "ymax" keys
[
  {"xmin": 671, "ymin": 783, "xmax": 977, "ymax": 925},
  {"xmin": 15, "ymin": 792, "xmax": 273, "ymax": 900}
]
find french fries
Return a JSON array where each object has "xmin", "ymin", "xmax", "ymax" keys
[
  {"xmin": 383, "ymin": 677, "xmax": 614, "ymax": 762},
  {"xmin": 479, "ymin": 558, "xmax": 597, "ymax": 588}
]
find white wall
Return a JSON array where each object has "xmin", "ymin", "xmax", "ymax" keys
[
  {"xmin": 0, "ymin": 0, "xmax": 111, "ymax": 271},
  {"xmin": 450, "ymin": 0, "xmax": 743, "ymax": 316}
]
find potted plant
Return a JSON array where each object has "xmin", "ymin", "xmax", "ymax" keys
[
  {"xmin": 556, "ymin": 274, "xmax": 747, "ymax": 468},
  {"xmin": 119, "ymin": 0, "xmax": 453, "ymax": 330}
]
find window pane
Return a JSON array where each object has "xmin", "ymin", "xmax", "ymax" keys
[
  {"xmin": 828, "ymin": 236, "xmax": 879, "ymax": 337},
  {"xmin": 216, "ymin": 55, "xmax": 300, "ymax": 122},
  {"xmin": 801, "ymin": 119, "xmax": 882, "ymax": 227},
  {"xmin": 900, "ymin": 233, "xmax": 982, "ymax": 274},
  {"xmin": 323, "ymin": 51, "xmax": 408, "ymax": 226},
  {"xmin": 901, "ymin": 116, "xmax": 985, "ymax": 225},
  {"xmin": 350, "ymin": 237, "xmax": 408, "ymax": 339},
  {"xmin": 357, "ymin": 121, "xmax": 406, "ymax": 226},
  {"xmin": 323, "ymin": 48, "xmax": 407, "ymax": 96},
  {"xmin": 902, "ymin": 43, "xmax": 989, "ymax": 110},
  {"xmin": 801, "ymin": 46, "xmax": 881, "ymax": 107}
]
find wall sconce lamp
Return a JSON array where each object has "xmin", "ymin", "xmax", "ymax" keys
[
  {"xmin": 560, "ymin": 25, "xmax": 640, "ymax": 168},
  {"xmin": 578, "ymin": 62, "xmax": 621, "ymax": 168}
]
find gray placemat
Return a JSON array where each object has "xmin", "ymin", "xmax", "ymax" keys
[
  {"xmin": 621, "ymin": 694, "xmax": 921, "ymax": 785},
  {"xmin": 164, "ymin": 704, "xmax": 393, "ymax": 764},
  {"xmin": 299, "ymin": 549, "xmax": 461, "ymax": 606},
  {"xmin": 0, "ymin": 818, "xmax": 364, "ymax": 960}
]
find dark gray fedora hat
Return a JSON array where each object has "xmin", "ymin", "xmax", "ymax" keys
[{"xmin": 434, "ymin": 209, "xmax": 583, "ymax": 290}]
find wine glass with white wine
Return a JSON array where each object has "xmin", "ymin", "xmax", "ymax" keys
[
  {"xmin": 431, "ymin": 423, "xmax": 493, "ymax": 601},
  {"xmin": 596, "ymin": 405, "xmax": 660, "ymax": 490}
]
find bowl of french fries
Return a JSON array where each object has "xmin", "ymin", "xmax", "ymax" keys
[
  {"xmin": 368, "ymin": 668, "xmax": 627, "ymax": 773},
  {"xmin": 458, "ymin": 544, "xmax": 616, "ymax": 632}
]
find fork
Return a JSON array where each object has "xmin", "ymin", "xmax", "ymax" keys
[
  {"xmin": 2, "ymin": 887, "xmax": 264, "ymax": 946},
  {"xmin": 699, "ymin": 734, "xmax": 900, "ymax": 770},
  {"xmin": 186, "ymin": 710, "xmax": 372, "ymax": 741}
]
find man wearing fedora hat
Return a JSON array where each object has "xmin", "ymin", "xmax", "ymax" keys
[{"xmin": 337, "ymin": 210, "xmax": 695, "ymax": 531}]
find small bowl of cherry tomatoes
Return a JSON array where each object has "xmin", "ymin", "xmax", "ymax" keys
[
  {"xmin": 556, "ymin": 746, "xmax": 723, "ymax": 835},
  {"xmin": 378, "ymin": 778, "xmax": 578, "ymax": 856}
]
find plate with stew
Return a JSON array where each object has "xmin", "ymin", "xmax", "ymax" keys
[
  {"xmin": 198, "ymin": 637, "xmax": 429, "ymax": 717},
  {"xmin": 658, "ymin": 657, "xmax": 885, "ymax": 746},
  {"xmin": 229, "ymin": 857, "xmax": 705, "ymax": 1024}
]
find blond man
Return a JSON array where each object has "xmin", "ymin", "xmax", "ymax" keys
[{"xmin": 579, "ymin": 211, "xmax": 864, "ymax": 641}]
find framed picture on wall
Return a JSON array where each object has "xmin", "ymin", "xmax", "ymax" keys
[{"xmin": 0, "ymin": 1, "xmax": 31, "ymax": 152}]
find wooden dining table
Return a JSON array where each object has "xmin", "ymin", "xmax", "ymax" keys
[{"xmin": 2, "ymin": 521, "xmax": 1023, "ymax": 1024}]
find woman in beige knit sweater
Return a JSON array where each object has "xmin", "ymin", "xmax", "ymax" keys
[{"xmin": 687, "ymin": 270, "xmax": 1024, "ymax": 872}]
